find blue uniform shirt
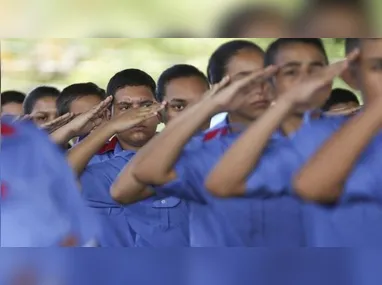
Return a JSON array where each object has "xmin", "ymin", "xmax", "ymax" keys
[
  {"xmin": 290, "ymin": 114, "xmax": 382, "ymax": 247},
  {"xmin": 153, "ymin": 125, "xmax": 266, "ymax": 247},
  {"xmin": 80, "ymin": 150, "xmax": 189, "ymax": 247},
  {"xmin": 1, "ymin": 116, "xmax": 99, "ymax": 247}
]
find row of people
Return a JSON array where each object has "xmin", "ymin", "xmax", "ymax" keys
[{"xmin": 4, "ymin": 38, "xmax": 378, "ymax": 247}]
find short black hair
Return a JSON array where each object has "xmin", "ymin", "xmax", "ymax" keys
[
  {"xmin": 216, "ymin": 5, "xmax": 288, "ymax": 38},
  {"xmin": 207, "ymin": 40, "xmax": 264, "ymax": 84},
  {"xmin": 57, "ymin": 82, "xmax": 106, "ymax": 115},
  {"xmin": 156, "ymin": 64, "xmax": 209, "ymax": 102},
  {"xmin": 264, "ymin": 38, "xmax": 329, "ymax": 67},
  {"xmin": 106, "ymin": 69, "xmax": 156, "ymax": 98},
  {"xmin": 345, "ymin": 38, "xmax": 361, "ymax": 55},
  {"xmin": 23, "ymin": 86, "xmax": 60, "ymax": 114},
  {"xmin": 322, "ymin": 88, "xmax": 360, "ymax": 111},
  {"xmin": 1, "ymin": 90, "xmax": 26, "ymax": 106}
]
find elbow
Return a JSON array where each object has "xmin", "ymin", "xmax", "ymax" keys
[
  {"xmin": 293, "ymin": 176, "xmax": 341, "ymax": 204},
  {"xmin": 110, "ymin": 184, "xmax": 132, "ymax": 205}
]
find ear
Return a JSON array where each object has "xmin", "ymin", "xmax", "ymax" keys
[
  {"xmin": 341, "ymin": 65, "xmax": 360, "ymax": 91},
  {"xmin": 104, "ymin": 109, "xmax": 111, "ymax": 120}
]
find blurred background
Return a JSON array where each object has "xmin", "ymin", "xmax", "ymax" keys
[
  {"xmin": 0, "ymin": 0, "xmax": 379, "ymax": 38},
  {"xmin": 1, "ymin": 38, "xmax": 356, "ymax": 95}
]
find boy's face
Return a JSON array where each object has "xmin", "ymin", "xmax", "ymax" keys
[
  {"xmin": 112, "ymin": 85, "xmax": 159, "ymax": 147},
  {"xmin": 31, "ymin": 96, "xmax": 58, "ymax": 126},
  {"xmin": 163, "ymin": 76, "xmax": 209, "ymax": 123},
  {"xmin": 357, "ymin": 39, "xmax": 382, "ymax": 104},
  {"xmin": 272, "ymin": 42, "xmax": 330, "ymax": 113},
  {"xmin": 225, "ymin": 49, "xmax": 271, "ymax": 120}
]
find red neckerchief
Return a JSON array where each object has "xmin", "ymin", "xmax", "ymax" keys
[
  {"xmin": 1, "ymin": 183, "xmax": 7, "ymax": 199},
  {"xmin": 98, "ymin": 136, "xmax": 118, "ymax": 154},
  {"xmin": 1, "ymin": 123, "xmax": 15, "ymax": 136},
  {"xmin": 203, "ymin": 126, "xmax": 230, "ymax": 142}
]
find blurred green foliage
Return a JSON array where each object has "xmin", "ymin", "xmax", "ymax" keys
[{"xmin": 1, "ymin": 38, "xmax": 358, "ymax": 101}]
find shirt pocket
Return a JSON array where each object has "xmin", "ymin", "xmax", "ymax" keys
[{"xmin": 151, "ymin": 196, "xmax": 188, "ymax": 230}]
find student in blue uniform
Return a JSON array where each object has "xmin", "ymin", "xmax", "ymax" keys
[
  {"xmin": 23, "ymin": 86, "xmax": 61, "ymax": 126},
  {"xmin": 55, "ymin": 82, "xmax": 109, "ymax": 147},
  {"xmin": 156, "ymin": 64, "xmax": 210, "ymax": 128},
  {"xmin": 204, "ymin": 39, "xmax": 360, "ymax": 247},
  {"xmin": 68, "ymin": 69, "xmax": 189, "ymax": 247},
  {"xmin": 1, "ymin": 115, "xmax": 99, "ymax": 247},
  {"xmin": 293, "ymin": 38, "xmax": 382, "ymax": 247},
  {"xmin": 206, "ymin": 40, "xmax": 270, "ymax": 128},
  {"xmin": 112, "ymin": 41, "xmax": 275, "ymax": 247}
]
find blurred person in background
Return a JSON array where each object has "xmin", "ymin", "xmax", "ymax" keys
[
  {"xmin": 1, "ymin": 115, "xmax": 99, "ymax": 247},
  {"xmin": 292, "ymin": 0, "xmax": 373, "ymax": 37},
  {"xmin": 156, "ymin": 64, "xmax": 210, "ymax": 129},
  {"xmin": 1, "ymin": 90, "xmax": 26, "ymax": 116},
  {"xmin": 207, "ymin": 40, "xmax": 271, "ymax": 128},
  {"xmin": 215, "ymin": 5, "xmax": 291, "ymax": 38},
  {"xmin": 67, "ymin": 69, "xmax": 189, "ymax": 247},
  {"xmin": 293, "ymin": 38, "xmax": 382, "ymax": 246},
  {"xmin": 322, "ymin": 88, "xmax": 361, "ymax": 115},
  {"xmin": 23, "ymin": 86, "xmax": 60, "ymax": 126}
]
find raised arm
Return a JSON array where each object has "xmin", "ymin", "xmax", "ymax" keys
[
  {"xmin": 68, "ymin": 102, "xmax": 163, "ymax": 176},
  {"xmin": 294, "ymin": 97, "xmax": 382, "ymax": 203},
  {"xmin": 131, "ymin": 68, "xmax": 277, "ymax": 187},
  {"xmin": 206, "ymin": 55, "xmax": 358, "ymax": 198}
]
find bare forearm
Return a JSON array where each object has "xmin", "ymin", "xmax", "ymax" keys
[
  {"xmin": 111, "ymin": 162, "xmax": 154, "ymax": 204},
  {"xmin": 67, "ymin": 124, "xmax": 114, "ymax": 175},
  {"xmin": 50, "ymin": 126, "xmax": 75, "ymax": 146},
  {"xmin": 206, "ymin": 98, "xmax": 293, "ymax": 196},
  {"xmin": 294, "ymin": 104, "xmax": 382, "ymax": 202},
  {"xmin": 134, "ymin": 99, "xmax": 218, "ymax": 184}
]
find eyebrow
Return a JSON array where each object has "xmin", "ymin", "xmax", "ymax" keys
[
  {"xmin": 116, "ymin": 99, "xmax": 154, "ymax": 105},
  {"xmin": 169, "ymin": 99, "xmax": 187, "ymax": 104},
  {"xmin": 281, "ymin": 61, "xmax": 325, "ymax": 68}
]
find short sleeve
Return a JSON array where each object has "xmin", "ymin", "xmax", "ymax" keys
[
  {"xmin": 245, "ymin": 140, "xmax": 302, "ymax": 197},
  {"xmin": 80, "ymin": 156, "xmax": 127, "ymax": 207}
]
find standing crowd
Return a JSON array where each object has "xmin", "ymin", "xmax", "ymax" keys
[{"xmin": 5, "ymin": 37, "xmax": 382, "ymax": 248}]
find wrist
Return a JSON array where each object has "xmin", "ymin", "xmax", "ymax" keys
[{"xmin": 201, "ymin": 97, "xmax": 225, "ymax": 115}]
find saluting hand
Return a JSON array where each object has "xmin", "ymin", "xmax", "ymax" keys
[
  {"xmin": 65, "ymin": 96, "xmax": 112, "ymax": 137},
  {"xmin": 283, "ymin": 49, "xmax": 360, "ymax": 109},
  {"xmin": 109, "ymin": 102, "xmax": 165, "ymax": 134},
  {"xmin": 39, "ymin": 113, "xmax": 74, "ymax": 134},
  {"xmin": 207, "ymin": 65, "xmax": 279, "ymax": 112}
]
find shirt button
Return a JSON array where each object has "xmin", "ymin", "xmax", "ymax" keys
[{"xmin": 161, "ymin": 200, "xmax": 166, "ymax": 204}]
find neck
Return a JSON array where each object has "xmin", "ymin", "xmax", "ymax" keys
[
  {"xmin": 227, "ymin": 113, "xmax": 255, "ymax": 128},
  {"xmin": 116, "ymin": 138, "xmax": 143, "ymax": 152},
  {"xmin": 280, "ymin": 114, "xmax": 304, "ymax": 136}
]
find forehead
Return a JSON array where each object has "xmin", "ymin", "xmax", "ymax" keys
[
  {"xmin": 274, "ymin": 43, "xmax": 327, "ymax": 66},
  {"xmin": 226, "ymin": 49, "xmax": 264, "ymax": 76},
  {"xmin": 70, "ymin": 95, "xmax": 102, "ymax": 112},
  {"xmin": 33, "ymin": 96, "xmax": 57, "ymax": 111},
  {"xmin": 361, "ymin": 39, "xmax": 382, "ymax": 58},
  {"xmin": 164, "ymin": 76, "xmax": 209, "ymax": 100},
  {"xmin": 114, "ymin": 86, "xmax": 155, "ymax": 103}
]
